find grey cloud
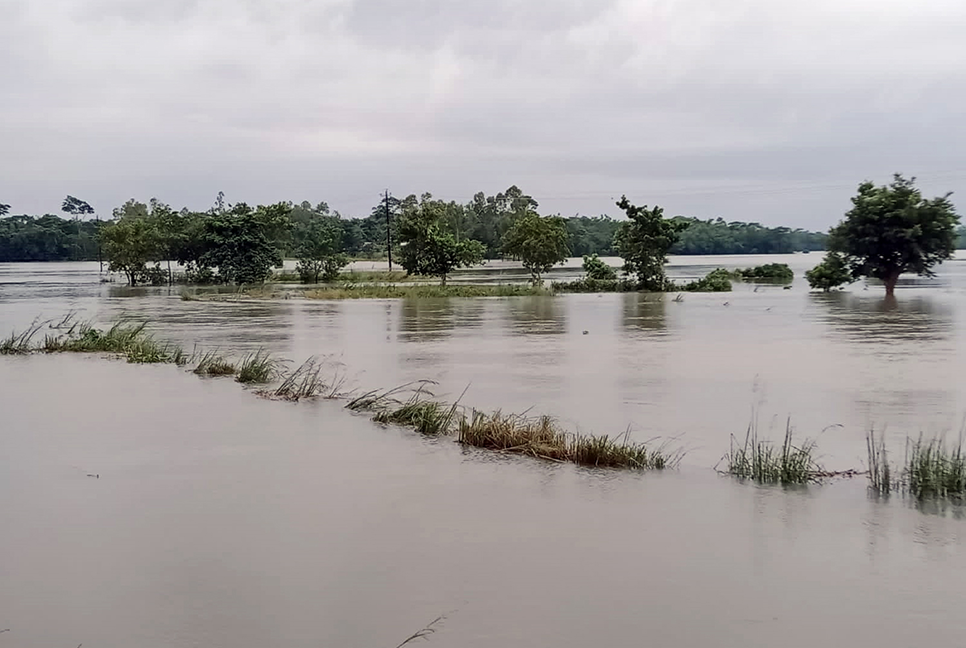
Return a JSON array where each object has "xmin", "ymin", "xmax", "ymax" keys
[{"xmin": 1, "ymin": 0, "xmax": 964, "ymax": 228}]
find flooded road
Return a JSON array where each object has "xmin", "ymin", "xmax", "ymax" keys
[{"xmin": 3, "ymin": 255, "xmax": 966, "ymax": 646}]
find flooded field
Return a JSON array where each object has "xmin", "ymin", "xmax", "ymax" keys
[{"xmin": 3, "ymin": 254, "xmax": 966, "ymax": 647}]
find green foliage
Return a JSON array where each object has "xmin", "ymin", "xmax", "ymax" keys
[
  {"xmin": 582, "ymin": 253, "xmax": 617, "ymax": 281},
  {"xmin": 62, "ymin": 196, "xmax": 94, "ymax": 217},
  {"xmin": 373, "ymin": 397, "xmax": 460, "ymax": 436},
  {"xmin": 294, "ymin": 218, "xmax": 348, "ymax": 283},
  {"xmin": 0, "ymin": 214, "xmax": 103, "ymax": 262},
  {"xmin": 101, "ymin": 200, "xmax": 163, "ymax": 285},
  {"xmin": 236, "ymin": 349, "xmax": 281, "ymax": 384},
  {"xmin": 302, "ymin": 284, "xmax": 550, "ymax": 299},
  {"xmin": 671, "ymin": 217, "xmax": 826, "ymax": 254},
  {"xmin": 614, "ymin": 196, "xmax": 688, "ymax": 290},
  {"xmin": 397, "ymin": 195, "xmax": 486, "ymax": 283},
  {"xmin": 957, "ymin": 225, "xmax": 966, "ymax": 249},
  {"xmin": 732, "ymin": 263, "xmax": 793, "ymax": 281},
  {"xmin": 195, "ymin": 202, "xmax": 291, "ymax": 284},
  {"xmin": 502, "ymin": 213, "xmax": 570, "ymax": 283},
  {"xmin": 805, "ymin": 252, "xmax": 852, "ymax": 291},
  {"xmin": 829, "ymin": 174, "xmax": 960, "ymax": 295},
  {"xmin": 552, "ymin": 277, "xmax": 638, "ymax": 293},
  {"xmin": 679, "ymin": 268, "xmax": 733, "ymax": 292},
  {"xmin": 0, "ymin": 203, "xmax": 9, "ymax": 217},
  {"xmin": 192, "ymin": 350, "xmax": 237, "ymax": 377}
]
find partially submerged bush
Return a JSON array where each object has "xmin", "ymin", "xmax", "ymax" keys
[
  {"xmin": 806, "ymin": 252, "xmax": 852, "ymax": 292},
  {"xmin": 732, "ymin": 263, "xmax": 793, "ymax": 281},
  {"xmin": 679, "ymin": 269, "xmax": 733, "ymax": 292},
  {"xmin": 552, "ymin": 278, "xmax": 638, "ymax": 293}
]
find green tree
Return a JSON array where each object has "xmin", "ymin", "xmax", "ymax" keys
[
  {"xmin": 397, "ymin": 195, "xmax": 485, "ymax": 284},
  {"xmin": 62, "ymin": 196, "xmax": 94, "ymax": 217},
  {"xmin": 829, "ymin": 175, "xmax": 960, "ymax": 296},
  {"xmin": 295, "ymin": 219, "xmax": 348, "ymax": 283},
  {"xmin": 101, "ymin": 199, "xmax": 162, "ymax": 285},
  {"xmin": 613, "ymin": 196, "xmax": 688, "ymax": 290},
  {"xmin": 805, "ymin": 252, "xmax": 852, "ymax": 292},
  {"xmin": 501, "ymin": 213, "xmax": 570, "ymax": 283},
  {"xmin": 196, "ymin": 202, "xmax": 291, "ymax": 284},
  {"xmin": 0, "ymin": 203, "xmax": 9, "ymax": 217},
  {"xmin": 582, "ymin": 253, "xmax": 617, "ymax": 281}
]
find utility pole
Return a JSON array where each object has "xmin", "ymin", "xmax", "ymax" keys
[
  {"xmin": 96, "ymin": 213, "xmax": 103, "ymax": 274},
  {"xmin": 384, "ymin": 189, "xmax": 392, "ymax": 271}
]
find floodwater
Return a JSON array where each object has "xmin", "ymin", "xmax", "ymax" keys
[{"xmin": 2, "ymin": 254, "xmax": 966, "ymax": 647}]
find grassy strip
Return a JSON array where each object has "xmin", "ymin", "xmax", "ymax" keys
[
  {"xmin": 457, "ymin": 410, "xmax": 681, "ymax": 469},
  {"xmin": 721, "ymin": 419, "xmax": 822, "ymax": 484},
  {"xmin": 730, "ymin": 263, "xmax": 794, "ymax": 282},
  {"xmin": 303, "ymin": 284, "xmax": 551, "ymax": 299},
  {"xmin": 261, "ymin": 357, "xmax": 347, "ymax": 401}
]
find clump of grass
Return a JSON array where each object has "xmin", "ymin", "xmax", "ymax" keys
[
  {"xmin": 458, "ymin": 411, "xmax": 572, "ymax": 461},
  {"xmin": 235, "ymin": 349, "xmax": 282, "ymax": 384},
  {"xmin": 345, "ymin": 380, "xmax": 439, "ymax": 412},
  {"xmin": 374, "ymin": 398, "xmax": 460, "ymax": 435},
  {"xmin": 721, "ymin": 418, "xmax": 822, "ymax": 484},
  {"xmin": 570, "ymin": 430, "xmax": 682, "ymax": 469},
  {"xmin": 193, "ymin": 350, "xmax": 237, "ymax": 376},
  {"xmin": 866, "ymin": 428, "xmax": 894, "ymax": 495},
  {"xmin": 1, "ymin": 321, "xmax": 45, "ymax": 354},
  {"xmin": 266, "ymin": 357, "xmax": 346, "ymax": 401},
  {"xmin": 906, "ymin": 433, "xmax": 966, "ymax": 500}
]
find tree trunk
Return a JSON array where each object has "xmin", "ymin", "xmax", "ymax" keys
[
  {"xmin": 167, "ymin": 259, "xmax": 173, "ymax": 286},
  {"xmin": 441, "ymin": 275, "xmax": 447, "ymax": 286},
  {"xmin": 884, "ymin": 272, "xmax": 900, "ymax": 297}
]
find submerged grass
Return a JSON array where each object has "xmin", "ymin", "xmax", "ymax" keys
[
  {"xmin": 192, "ymin": 350, "xmax": 237, "ymax": 376},
  {"xmin": 374, "ymin": 398, "xmax": 461, "ymax": 435},
  {"xmin": 721, "ymin": 418, "xmax": 822, "ymax": 484},
  {"xmin": 1, "ymin": 320, "xmax": 45, "ymax": 355},
  {"xmin": 38, "ymin": 318, "xmax": 182, "ymax": 364},
  {"xmin": 866, "ymin": 428, "xmax": 966, "ymax": 500},
  {"xmin": 235, "ymin": 349, "xmax": 282, "ymax": 384},
  {"xmin": 266, "ymin": 357, "xmax": 346, "ymax": 401},
  {"xmin": 571, "ymin": 430, "xmax": 683, "ymax": 469}
]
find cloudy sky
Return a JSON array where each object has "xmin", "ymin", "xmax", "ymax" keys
[{"xmin": 2, "ymin": 0, "xmax": 965, "ymax": 228}]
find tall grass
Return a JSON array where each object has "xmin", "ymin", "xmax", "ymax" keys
[
  {"xmin": 571, "ymin": 430, "xmax": 683, "ymax": 469},
  {"xmin": 866, "ymin": 428, "xmax": 893, "ymax": 495},
  {"xmin": 906, "ymin": 434, "xmax": 966, "ymax": 499},
  {"xmin": 267, "ymin": 357, "xmax": 346, "ymax": 401},
  {"xmin": 1, "ymin": 320, "xmax": 45, "ymax": 354},
  {"xmin": 235, "ymin": 349, "xmax": 282, "ymax": 384},
  {"xmin": 39, "ymin": 319, "xmax": 182, "ymax": 364},
  {"xmin": 721, "ymin": 418, "xmax": 822, "ymax": 484}
]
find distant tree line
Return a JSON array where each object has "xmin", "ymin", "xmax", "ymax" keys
[{"xmin": 0, "ymin": 186, "xmax": 836, "ymax": 264}]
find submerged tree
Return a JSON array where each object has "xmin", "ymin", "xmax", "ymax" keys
[
  {"xmin": 829, "ymin": 175, "xmax": 959, "ymax": 296},
  {"xmin": 397, "ymin": 194, "xmax": 485, "ymax": 284},
  {"xmin": 501, "ymin": 213, "xmax": 570, "ymax": 283},
  {"xmin": 613, "ymin": 196, "xmax": 688, "ymax": 291}
]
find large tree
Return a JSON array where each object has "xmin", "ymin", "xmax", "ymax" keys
[
  {"xmin": 196, "ymin": 202, "xmax": 291, "ymax": 284},
  {"xmin": 613, "ymin": 196, "xmax": 688, "ymax": 291},
  {"xmin": 397, "ymin": 194, "xmax": 485, "ymax": 284},
  {"xmin": 829, "ymin": 175, "xmax": 960, "ymax": 296},
  {"xmin": 101, "ymin": 199, "xmax": 162, "ymax": 285},
  {"xmin": 501, "ymin": 212, "xmax": 570, "ymax": 283},
  {"xmin": 295, "ymin": 218, "xmax": 348, "ymax": 283}
]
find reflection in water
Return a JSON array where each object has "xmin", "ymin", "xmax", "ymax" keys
[
  {"xmin": 398, "ymin": 298, "xmax": 456, "ymax": 343},
  {"xmin": 809, "ymin": 292, "xmax": 953, "ymax": 345},
  {"xmin": 621, "ymin": 293, "xmax": 667, "ymax": 334},
  {"xmin": 505, "ymin": 296, "xmax": 566, "ymax": 335}
]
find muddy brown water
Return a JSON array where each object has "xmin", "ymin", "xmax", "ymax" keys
[{"xmin": 3, "ymin": 255, "xmax": 966, "ymax": 647}]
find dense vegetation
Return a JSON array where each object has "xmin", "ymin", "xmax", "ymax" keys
[{"xmin": 0, "ymin": 187, "xmax": 836, "ymax": 264}]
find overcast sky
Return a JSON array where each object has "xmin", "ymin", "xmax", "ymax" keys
[{"xmin": 2, "ymin": 0, "xmax": 965, "ymax": 229}]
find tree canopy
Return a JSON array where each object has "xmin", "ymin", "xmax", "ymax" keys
[
  {"xmin": 614, "ymin": 196, "xmax": 688, "ymax": 290},
  {"xmin": 396, "ymin": 194, "xmax": 485, "ymax": 284},
  {"xmin": 501, "ymin": 212, "xmax": 570, "ymax": 283},
  {"xmin": 829, "ymin": 175, "xmax": 960, "ymax": 296}
]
